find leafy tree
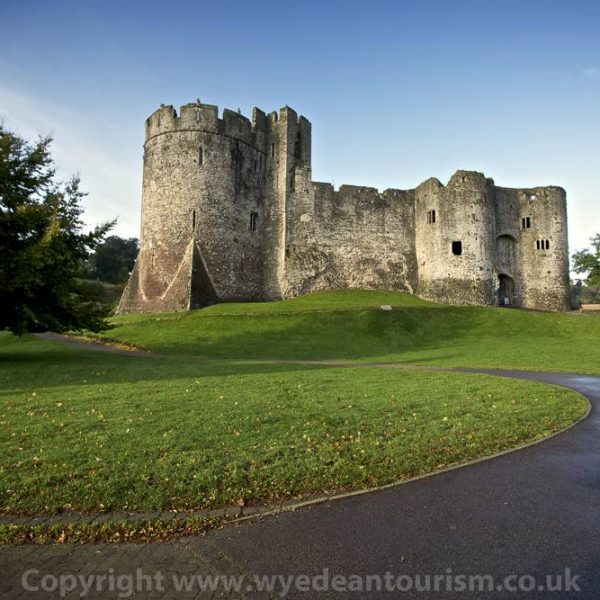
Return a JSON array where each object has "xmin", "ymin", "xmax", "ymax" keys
[
  {"xmin": 572, "ymin": 234, "xmax": 600, "ymax": 288},
  {"xmin": 0, "ymin": 124, "xmax": 114, "ymax": 334},
  {"xmin": 83, "ymin": 235, "xmax": 138, "ymax": 284}
]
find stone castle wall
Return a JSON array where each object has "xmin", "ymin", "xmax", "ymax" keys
[
  {"xmin": 284, "ymin": 181, "xmax": 417, "ymax": 297},
  {"xmin": 118, "ymin": 101, "xmax": 570, "ymax": 314}
]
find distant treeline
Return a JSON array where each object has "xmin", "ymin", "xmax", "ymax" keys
[
  {"xmin": 80, "ymin": 235, "xmax": 138, "ymax": 284},
  {"xmin": 570, "ymin": 281, "xmax": 599, "ymax": 308},
  {"xmin": 77, "ymin": 236, "xmax": 139, "ymax": 311}
]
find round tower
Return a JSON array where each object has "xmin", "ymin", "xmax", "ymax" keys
[
  {"xmin": 415, "ymin": 171, "xmax": 497, "ymax": 305},
  {"xmin": 119, "ymin": 102, "xmax": 269, "ymax": 313}
]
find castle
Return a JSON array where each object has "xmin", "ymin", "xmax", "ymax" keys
[{"xmin": 118, "ymin": 101, "xmax": 571, "ymax": 314}]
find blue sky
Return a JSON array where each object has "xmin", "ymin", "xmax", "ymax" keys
[{"xmin": 1, "ymin": 0, "xmax": 599, "ymax": 257}]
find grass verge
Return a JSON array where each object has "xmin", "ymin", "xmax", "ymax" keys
[
  {"xmin": 0, "ymin": 332, "xmax": 587, "ymax": 519},
  {"xmin": 0, "ymin": 516, "xmax": 223, "ymax": 544}
]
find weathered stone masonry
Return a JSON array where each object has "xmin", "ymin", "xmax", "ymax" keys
[{"xmin": 118, "ymin": 101, "xmax": 570, "ymax": 314}]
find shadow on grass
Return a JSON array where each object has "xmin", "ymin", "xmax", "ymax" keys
[
  {"xmin": 109, "ymin": 306, "xmax": 485, "ymax": 361},
  {"xmin": 0, "ymin": 330, "xmax": 462, "ymax": 394}
]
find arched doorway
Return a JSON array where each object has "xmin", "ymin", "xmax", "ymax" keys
[{"xmin": 498, "ymin": 274, "xmax": 514, "ymax": 307}]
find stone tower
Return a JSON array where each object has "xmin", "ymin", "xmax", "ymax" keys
[{"xmin": 118, "ymin": 100, "xmax": 570, "ymax": 314}]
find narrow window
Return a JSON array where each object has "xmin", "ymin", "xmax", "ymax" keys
[
  {"xmin": 195, "ymin": 109, "xmax": 201, "ymax": 123},
  {"xmin": 192, "ymin": 210, "xmax": 196, "ymax": 231},
  {"xmin": 294, "ymin": 132, "xmax": 302, "ymax": 160},
  {"xmin": 290, "ymin": 171, "xmax": 295, "ymax": 192},
  {"xmin": 427, "ymin": 210, "xmax": 436, "ymax": 224},
  {"xmin": 452, "ymin": 241, "xmax": 462, "ymax": 256},
  {"xmin": 249, "ymin": 212, "xmax": 258, "ymax": 232},
  {"xmin": 198, "ymin": 147, "xmax": 203, "ymax": 166},
  {"xmin": 271, "ymin": 143, "xmax": 275, "ymax": 157},
  {"xmin": 536, "ymin": 240, "xmax": 550, "ymax": 251},
  {"xmin": 521, "ymin": 218, "xmax": 526, "ymax": 229},
  {"xmin": 526, "ymin": 217, "xmax": 531, "ymax": 228}
]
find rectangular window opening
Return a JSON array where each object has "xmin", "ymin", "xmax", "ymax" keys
[
  {"xmin": 198, "ymin": 147, "xmax": 203, "ymax": 166},
  {"xmin": 536, "ymin": 240, "xmax": 550, "ymax": 251},
  {"xmin": 271, "ymin": 143, "xmax": 275, "ymax": 158},
  {"xmin": 249, "ymin": 212, "xmax": 258, "ymax": 232},
  {"xmin": 192, "ymin": 210, "xmax": 196, "ymax": 231},
  {"xmin": 427, "ymin": 210, "xmax": 436, "ymax": 224},
  {"xmin": 452, "ymin": 241, "xmax": 462, "ymax": 256}
]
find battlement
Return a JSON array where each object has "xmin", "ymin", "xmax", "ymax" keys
[
  {"xmin": 179, "ymin": 102, "xmax": 219, "ymax": 130},
  {"xmin": 312, "ymin": 182, "xmax": 414, "ymax": 206},
  {"xmin": 338, "ymin": 184, "xmax": 380, "ymax": 195},
  {"xmin": 252, "ymin": 107, "xmax": 268, "ymax": 131},
  {"xmin": 145, "ymin": 102, "xmax": 265, "ymax": 147},
  {"xmin": 144, "ymin": 102, "xmax": 312, "ymax": 150}
]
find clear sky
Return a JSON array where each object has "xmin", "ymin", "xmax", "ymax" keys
[{"xmin": 1, "ymin": 0, "xmax": 598, "ymax": 257}]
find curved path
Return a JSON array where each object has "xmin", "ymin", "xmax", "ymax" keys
[
  {"xmin": 182, "ymin": 370, "xmax": 600, "ymax": 599},
  {"xmin": 2, "ymin": 340, "xmax": 600, "ymax": 598}
]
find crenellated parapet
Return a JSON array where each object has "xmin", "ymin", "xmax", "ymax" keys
[
  {"xmin": 144, "ymin": 102, "xmax": 312, "ymax": 157},
  {"xmin": 145, "ymin": 102, "xmax": 255, "ymax": 145}
]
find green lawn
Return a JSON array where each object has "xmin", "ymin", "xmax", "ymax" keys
[
  {"xmin": 0, "ymin": 333, "xmax": 587, "ymax": 516},
  {"xmin": 99, "ymin": 290, "xmax": 600, "ymax": 374}
]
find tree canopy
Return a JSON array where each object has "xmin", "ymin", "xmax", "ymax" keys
[
  {"xmin": 572, "ymin": 234, "xmax": 600, "ymax": 288},
  {"xmin": 82, "ymin": 235, "xmax": 138, "ymax": 284},
  {"xmin": 0, "ymin": 124, "xmax": 113, "ymax": 334}
]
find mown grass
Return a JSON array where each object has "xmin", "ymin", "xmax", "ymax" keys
[
  {"xmin": 0, "ymin": 333, "xmax": 587, "ymax": 516},
  {"xmin": 99, "ymin": 290, "xmax": 600, "ymax": 373}
]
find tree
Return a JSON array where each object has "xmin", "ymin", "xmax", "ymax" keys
[
  {"xmin": 572, "ymin": 234, "xmax": 600, "ymax": 288},
  {"xmin": 83, "ymin": 235, "xmax": 138, "ymax": 284},
  {"xmin": 0, "ymin": 124, "xmax": 114, "ymax": 334}
]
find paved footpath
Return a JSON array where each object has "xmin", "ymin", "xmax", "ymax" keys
[{"xmin": 1, "ymin": 368, "xmax": 599, "ymax": 598}]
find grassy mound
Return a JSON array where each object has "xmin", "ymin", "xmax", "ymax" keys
[{"xmin": 101, "ymin": 290, "xmax": 600, "ymax": 373}]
